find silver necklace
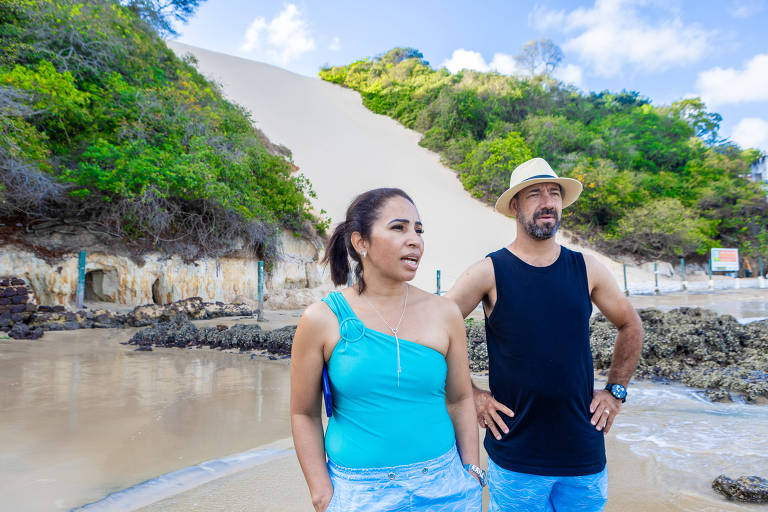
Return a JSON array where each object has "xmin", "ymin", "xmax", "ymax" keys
[{"xmin": 360, "ymin": 284, "xmax": 409, "ymax": 386}]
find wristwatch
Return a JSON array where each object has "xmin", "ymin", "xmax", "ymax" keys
[
  {"xmin": 464, "ymin": 463, "xmax": 487, "ymax": 487},
  {"xmin": 604, "ymin": 382, "xmax": 627, "ymax": 402}
]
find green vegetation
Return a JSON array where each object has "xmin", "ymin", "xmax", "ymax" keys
[
  {"xmin": 0, "ymin": 0, "xmax": 324, "ymax": 261},
  {"xmin": 320, "ymin": 48, "xmax": 768, "ymax": 261}
]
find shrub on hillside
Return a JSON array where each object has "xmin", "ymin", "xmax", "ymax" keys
[{"xmin": 0, "ymin": 0, "xmax": 324, "ymax": 260}]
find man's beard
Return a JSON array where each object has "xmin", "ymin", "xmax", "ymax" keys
[{"xmin": 520, "ymin": 207, "xmax": 561, "ymax": 240}]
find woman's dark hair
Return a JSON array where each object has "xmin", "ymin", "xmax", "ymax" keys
[{"xmin": 322, "ymin": 188, "xmax": 415, "ymax": 293}]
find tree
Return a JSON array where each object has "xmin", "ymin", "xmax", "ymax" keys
[
  {"xmin": 514, "ymin": 39, "xmax": 563, "ymax": 77},
  {"xmin": 378, "ymin": 47, "xmax": 429, "ymax": 66},
  {"xmin": 610, "ymin": 198, "xmax": 714, "ymax": 258},
  {"xmin": 460, "ymin": 131, "xmax": 532, "ymax": 200},
  {"xmin": 670, "ymin": 98, "xmax": 722, "ymax": 145},
  {"xmin": 121, "ymin": 0, "xmax": 205, "ymax": 37}
]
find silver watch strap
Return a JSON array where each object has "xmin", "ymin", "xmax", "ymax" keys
[{"xmin": 463, "ymin": 463, "xmax": 487, "ymax": 487}]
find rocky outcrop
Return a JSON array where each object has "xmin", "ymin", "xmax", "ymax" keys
[
  {"xmin": 590, "ymin": 308, "xmax": 768, "ymax": 402},
  {"xmin": 468, "ymin": 307, "xmax": 768, "ymax": 401},
  {"xmin": 0, "ymin": 276, "xmax": 41, "ymax": 339},
  {"xmin": 466, "ymin": 320, "xmax": 489, "ymax": 373},
  {"xmin": 3, "ymin": 297, "xmax": 255, "ymax": 339},
  {"xmin": 713, "ymin": 475, "xmax": 768, "ymax": 503},
  {"xmin": 124, "ymin": 297, "xmax": 253, "ymax": 327},
  {"xmin": 119, "ymin": 306, "xmax": 768, "ymax": 402},
  {"xmin": 0, "ymin": 230, "xmax": 331, "ymax": 309},
  {"xmin": 127, "ymin": 315, "xmax": 295, "ymax": 356}
]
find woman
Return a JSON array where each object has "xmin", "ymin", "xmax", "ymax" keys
[{"xmin": 290, "ymin": 188, "xmax": 483, "ymax": 511}]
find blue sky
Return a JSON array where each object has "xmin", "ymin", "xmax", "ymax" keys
[{"xmin": 173, "ymin": 0, "xmax": 768, "ymax": 153}]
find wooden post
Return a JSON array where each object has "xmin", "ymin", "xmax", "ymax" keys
[
  {"xmin": 435, "ymin": 270, "xmax": 441, "ymax": 295},
  {"xmin": 654, "ymin": 262, "xmax": 660, "ymax": 295}
]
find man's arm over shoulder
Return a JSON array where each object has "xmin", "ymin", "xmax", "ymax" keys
[
  {"xmin": 446, "ymin": 257, "xmax": 495, "ymax": 319},
  {"xmin": 583, "ymin": 254, "xmax": 643, "ymax": 386}
]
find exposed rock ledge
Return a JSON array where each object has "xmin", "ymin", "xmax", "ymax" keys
[
  {"xmin": 590, "ymin": 308, "xmax": 768, "ymax": 402},
  {"xmin": 127, "ymin": 315, "xmax": 295, "ymax": 356},
  {"xmin": 123, "ymin": 306, "xmax": 768, "ymax": 403},
  {"xmin": 1, "ymin": 297, "xmax": 255, "ymax": 339},
  {"xmin": 0, "ymin": 230, "xmax": 332, "ymax": 308}
]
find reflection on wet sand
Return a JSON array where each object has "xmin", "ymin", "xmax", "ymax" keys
[{"xmin": 0, "ymin": 327, "xmax": 291, "ymax": 511}]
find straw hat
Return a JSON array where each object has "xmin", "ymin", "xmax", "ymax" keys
[{"xmin": 494, "ymin": 158, "xmax": 583, "ymax": 218}]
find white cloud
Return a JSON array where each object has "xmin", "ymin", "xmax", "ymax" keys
[
  {"xmin": 443, "ymin": 50, "xmax": 522, "ymax": 75},
  {"xmin": 240, "ymin": 18, "xmax": 265, "ymax": 52},
  {"xmin": 443, "ymin": 49, "xmax": 490, "ymax": 73},
  {"xmin": 239, "ymin": 4, "xmax": 315, "ymax": 65},
  {"xmin": 530, "ymin": 5, "xmax": 566, "ymax": 31},
  {"xmin": 329, "ymin": 36, "xmax": 341, "ymax": 52},
  {"xmin": 696, "ymin": 54, "xmax": 768, "ymax": 107},
  {"xmin": 489, "ymin": 53, "xmax": 521, "ymax": 75},
  {"xmin": 729, "ymin": 0, "xmax": 766, "ymax": 18},
  {"xmin": 730, "ymin": 117, "xmax": 768, "ymax": 151},
  {"xmin": 555, "ymin": 63, "xmax": 584, "ymax": 87},
  {"xmin": 531, "ymin": 0, "xmax": 713, "ymax": 77}
]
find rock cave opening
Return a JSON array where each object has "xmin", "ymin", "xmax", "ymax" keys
[
  {"xmin": 84, "ymin": 269, "xmax": 118, "ymax": 303},
  {"xmin": 152, "ymin": 278, "xmax": 163, "ymax": 305}
]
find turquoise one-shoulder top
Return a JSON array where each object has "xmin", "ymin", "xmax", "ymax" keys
[{"xmin": 321, "ymin": 291, "xmax": 456, "ymax": 468}]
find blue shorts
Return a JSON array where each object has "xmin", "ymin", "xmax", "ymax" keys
[
  {"xmin": 488, "ymin": 458, "xmax": 608, "ymax": 512},
  {"xmin": 326, "ymin": 445, "xmax": 482, "ymax": 511}
]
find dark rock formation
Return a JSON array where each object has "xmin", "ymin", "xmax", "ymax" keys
[
  {"xmin": 466, "ymin": 320, "xmax": 489, "ymax": 373},
  {"xmin": 462, "ymin": 307, "xmax": 768, "ymax": 402},
  {"xmin": 125, "ymin": 297, "xmax": 253, "ymax": 327},
  {"xmin": 590, "ymin": 308, "xmax": 768, "ymax": 402},
  {"xmin": 713, "ymin": 475, "xmax": 768, "ymax": 503},
  {"xmin": 9, "ymin": 322, "xmax": 43, "ymax": 340},
  {"xmin": 1, "ymin": 295, "xmax": 256, "ymax": 339},
  {"xmin": 0, "ymin": 276, "xmax": 36, "ymax": 337},
  {"xmin": 127, "ymin": 316, "xmax": 295, "ymax": 356}
]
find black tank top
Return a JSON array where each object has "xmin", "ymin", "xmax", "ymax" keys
[{"xmin": 484, "ymin": 246, "xmax": 606, "ymax": 476}]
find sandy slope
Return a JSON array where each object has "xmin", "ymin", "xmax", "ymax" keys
[{"xmin": 168, "ymin": 42, "xmax": 661, "ymax": 292}]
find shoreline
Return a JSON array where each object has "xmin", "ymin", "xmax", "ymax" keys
[
  {"xmin": 129, "ymin": 377, "xmax": 761, "ymax": 512},
  {"xmin": 2, "ymin": 320, "xmax": 764, "ymax": 511},
  {"xmin": 122, "ymin": 301, "xmax": 768, "ymax": 404}
]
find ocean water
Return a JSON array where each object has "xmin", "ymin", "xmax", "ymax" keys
[{"xmin": 612, "ymin": 381, "xmax": 768, "ymax": 509}]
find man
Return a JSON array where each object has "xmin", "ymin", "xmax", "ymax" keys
[{"xmin": 447, "ymin": 158, "xmax": 643, "ymax": 511}]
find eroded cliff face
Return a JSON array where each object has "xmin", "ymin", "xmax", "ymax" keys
[{"xmin": 0, "ymin": 231, "xmax": 331, "ymax": 308}]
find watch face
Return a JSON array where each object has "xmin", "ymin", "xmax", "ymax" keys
[{"xmin": 611, "ymin": 384, "xmax": 627, "ymax": 399}]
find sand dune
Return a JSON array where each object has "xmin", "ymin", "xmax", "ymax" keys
[{"xmin": 168, "ymin": 42, "xmax": 661, "ymax": 292}]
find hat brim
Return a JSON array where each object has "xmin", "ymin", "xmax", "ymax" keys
[{"xmin": 495, "ymin": 177, "xmax": 583, "ymax": 218}]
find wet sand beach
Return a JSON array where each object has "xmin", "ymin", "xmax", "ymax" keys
[
  {"xmin": 132, "ymin": 377, "xmax": 768, "ymax": 512},
  {"xmin": 0, "ymin": 325, "xmax": 293, "ymax": 511},
  {"xmin": 2, "ymin": 291, "xmax": 767, "ymax": 511}
]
